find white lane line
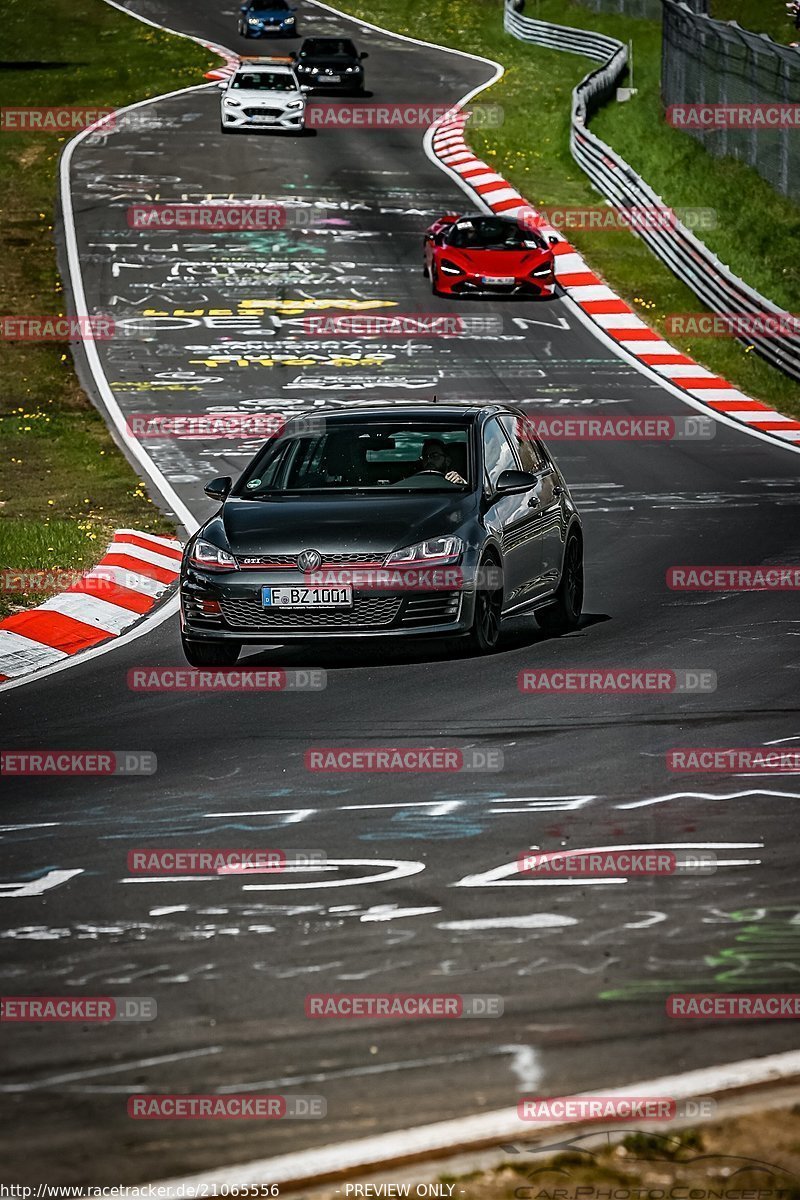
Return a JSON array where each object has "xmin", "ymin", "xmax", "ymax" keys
[
  {"xmin": 147, "ymin": 1050, "xmax": 800, "ymax": 1190},
  {"xmin": 0, "ymin": 1046, "xmax": 223, "ymax": 1093}
]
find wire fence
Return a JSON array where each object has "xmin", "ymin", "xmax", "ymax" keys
[
  {"xmin": 504, "ymin": 0, "xmax": 800, "ymax": 381},
  {"xmin": 662, "ymin": 0, "xmax": 800, "ymax": 200}
]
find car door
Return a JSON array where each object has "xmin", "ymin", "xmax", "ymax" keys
[
  {"xmin": 499, "ymin": 414, "xmax": 565, "ymax": 595},
  {"xmin": 481, "ymin": 416, "xmax": 543, "ymax": 610}
]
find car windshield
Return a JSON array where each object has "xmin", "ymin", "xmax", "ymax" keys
[
  {"xmin": 247, "ymin": 1, "xmax": 289, "ymax": 10},
  {"xmin": 299, "ymin": 39, "xmax": 356, "ymax": 57},
  {"xmin": 238, "ymin": 424, "xmax": 473, "ymax": 495},
  {"xmin": 231, "ymin": 71, "xmax": 296, "ymax": 90},
  {"xmin": 447, "ymin": 217, "xmax": 542, "ymax": 250}
]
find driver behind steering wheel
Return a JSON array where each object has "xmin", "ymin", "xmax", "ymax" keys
[{"xmin": 417, "ymin": 438, "xmax": 466, "ymax": 484}]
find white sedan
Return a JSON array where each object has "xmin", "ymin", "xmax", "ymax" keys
[{"xmin": 220, "ymin": 62, "xmax": 306, "ymax": 132}]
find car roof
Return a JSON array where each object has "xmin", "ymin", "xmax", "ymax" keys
[{"xmin": 284, "ymin": 404, "xmax": 523, "ymax": 425}]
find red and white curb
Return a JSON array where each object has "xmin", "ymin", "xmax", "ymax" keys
[
  {"xmin": 431, "ymin": 111, "xmax": 800, "ymax": 447},
  {"xmin": 0, "ymin": 530, "xmax": 181, "ymax": 684}
]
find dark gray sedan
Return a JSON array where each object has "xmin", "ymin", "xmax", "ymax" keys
[{"xmin": 180, "ymin": 404, "xmax": 583, "ymax": 665}]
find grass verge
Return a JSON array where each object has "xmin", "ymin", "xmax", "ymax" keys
[
  {"xmin": 333, "ymin": 0, "xmax": 800, "ymax": 419},
  {"xmin": 0, "ymin": 0, "xmax": 212, "ymax": 618},
  {"xmin": 709, "ymin": 0, "xmax": 798, "ymax": 45}
]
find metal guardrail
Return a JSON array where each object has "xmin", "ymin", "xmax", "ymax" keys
[{"xmin": 504, "ymin": 1, "xmax": 800, "ymax": 382}]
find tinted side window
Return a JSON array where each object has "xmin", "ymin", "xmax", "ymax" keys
[
  {"xmin": 499, "ymin": 414, "xmax": 546, "ymax": 473},
  {"xmin": 482, "ymin": 417, "xmax": 518, "ymax": 490}
]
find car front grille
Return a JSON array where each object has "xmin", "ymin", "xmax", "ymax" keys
[
  {"xmin": 221, "ymin": 595, "xmax": 402, "ymax": 630},
  {"xmin": 242, "ymin": 108, "xmax": 284, "ymax": 119},
  {"xmin": 235, "ymin": 552, "xmax": 383, "ymax": 569}
]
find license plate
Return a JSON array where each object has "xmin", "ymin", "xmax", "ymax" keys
[
  {"xmin": 482, "ymin": 275, "xmax": 515, "ymax": 286},
  {"xmin": 326, "ymin": 74, "xmax": 341, "ymax": 82},
  {"xmin": 252, "ymin": 114, "xmax": 277, "ymax": 123},
  {"xmin": 262, "ymin": 586, "xmax": 353, "ymax": 608}
]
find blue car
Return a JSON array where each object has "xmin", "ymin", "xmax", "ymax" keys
[{"xmin": 238, "ymin": 0, "xmax": 298, "ymax": 38}]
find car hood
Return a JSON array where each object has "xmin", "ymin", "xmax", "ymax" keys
[
  {"xmin": 206, "ymin": 492, "xmax": 477, "ymax": 557},
  {"xmin": 227, "ymin": 86, "xmax": 302, "ymax": 102},
  {"xmin": 248, "ymin": 9, "xmax": 293, "ymax": 17},
  {"xmin": 439, "ymin": 247, "xmax": 549, "ymax": 271}
]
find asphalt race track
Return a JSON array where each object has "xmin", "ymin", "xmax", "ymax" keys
[{"xmin": 1, "ymin": 0, "xmax": 800, "ymax": 1183}]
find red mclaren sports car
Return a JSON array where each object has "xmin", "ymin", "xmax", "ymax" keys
[{"xmin": 423, "ymin": 212, "xmax": 558, "ymax": 298}]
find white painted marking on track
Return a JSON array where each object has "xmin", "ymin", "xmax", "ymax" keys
[
  {"xmin": 437, "ymin": 915, "xmax": 578, "ymax": 930},
  {"xmin": 616, "ymin": 788, "xmax": 800, "ymax": 809},
  {"xmin": 242, "ymin": 859, "xmax": 426, "ymax": 891},
  {"xmin": 0, "ymin": 869, "xmax": 83, "ymax": 898},
  {"xmin": 0, "ymin": 1046, "xmax": 223, "ymax": 1093},
  {"xmin": 360, "ymin": 905, "xmax": 441, "ymax": 922}
]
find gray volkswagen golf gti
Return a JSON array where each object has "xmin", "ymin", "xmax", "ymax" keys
[{"xmin": 180, "ymin": 404, "xmax": 584, "ymax": 665}]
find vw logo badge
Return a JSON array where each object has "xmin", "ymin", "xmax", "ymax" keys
[{"xmin": 297, "ymin": 549, "xmax": 322, "ymax": 571}]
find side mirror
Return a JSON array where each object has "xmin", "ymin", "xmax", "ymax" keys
[
  {"xmin": 217, "ymin": 80, "xmax": 228, "ymax": 90},
  {"xmin": 300, "ymin": 84, "xmax": 311, "ymax": 92},
  {"xmin": 495, "ymin": 469, "xmax": 538, "ymax": 495},
  {"xmin": 360, "ymin": 51, "xmax": 369, "ymax": 58},
  {"xmin": 548, "ymin": 234, "xmax": 559, "ymax": 244},
  {"xmin": 204, "ymin": 476, "xmax": 232, "ymax": 501}
]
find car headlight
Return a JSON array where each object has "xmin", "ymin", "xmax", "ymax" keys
[
  {"xmin": 190, "ymin": 539, "xmax": 237, "ymax": 572},
  {"xmin": 283, "ymin": 14, "xmax": 295, "ymax": 21},
  {"xmin": 248, "ymin": 17, "xmax": 262, "ymax": 23},
  {"xmin": 310, "ymin": 66, "xmax": 320, "ymax": 73},
  {"xmin": 286, "ymin": 98, "xmax": 305, "ymax": 109},
  {"xmin": 224, "ymin": 97, "xmax": 242, "ymax": 106},
  {"xmin": 386, "ymin": 537, "xmax": 463, "ymax": 567},
  {"xmin": 531, "ymin": 262, "xmax": 554, "ymax": 277},
  {"xmin": 439, "ymin": 259, "xmax": 462, "ymax": 276}
]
